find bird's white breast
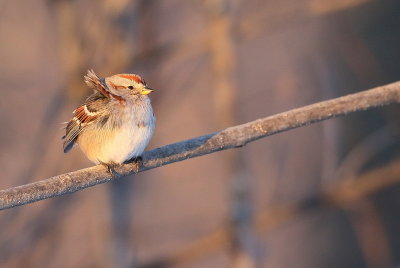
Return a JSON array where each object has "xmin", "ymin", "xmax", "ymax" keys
[{"xmin": 99, "ymin": 120, "xmax": 154, "ymax": 164}]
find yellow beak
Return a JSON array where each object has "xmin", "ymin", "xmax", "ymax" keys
[{"xmin": 141, "ymin": 87, "xmax": 154, "ymax": 95}]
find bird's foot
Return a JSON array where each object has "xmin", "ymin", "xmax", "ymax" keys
[
  {"xmin": 101, "ymin": 162, "xmax": 122, "ymax": 178},
  {"xmin": 127, "ymin": 156, "xmax": 143, "ymax": 173}
]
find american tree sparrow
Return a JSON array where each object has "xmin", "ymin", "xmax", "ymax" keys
[{"xmin": 63, "ymin": 70, "xmax": 155, "ymax": 174}]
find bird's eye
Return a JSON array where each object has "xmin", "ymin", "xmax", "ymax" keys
[{"xmin": 128, "ymin": 86, "xmax": 134, "ymax": 90}]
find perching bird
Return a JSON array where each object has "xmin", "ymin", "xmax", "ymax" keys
[{"xmin": 63, "ymin": 70, "xmax": 155, "ymax": 173}]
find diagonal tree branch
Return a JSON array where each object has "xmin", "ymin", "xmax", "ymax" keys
[{"xmin": 1, "ymin": 82, "xmax": 400, "ymax": 211}]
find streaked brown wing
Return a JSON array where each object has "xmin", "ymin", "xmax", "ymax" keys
[{"xmin": 62, "ymin": 95, "xmax": 108, "ymax": 153}]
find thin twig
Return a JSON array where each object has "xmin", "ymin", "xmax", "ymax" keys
[{"xmin": 1, "ymin": 81, "xmax": 399, "ymax": 210}]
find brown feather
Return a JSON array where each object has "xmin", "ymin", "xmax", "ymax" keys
[
  {"xmin": 108, "ymin": 81, "xmax": 126, "ymax": 90},
  {"xmin": 74, "ymin": 106, "xmax": 98, "ymax": 124},
  {"xmin": 84, "ymin": 69, "xmax": 111, "ymax": 98},
  {"xmin": 117, "ymin": 74, "xmax": 145, "ymax": 85},
  {"xmin": 85, "ymin": 70, "xmax": 126, "ymax": 103},
  {"xmin": 63, "ymin": 101, "xmax": 103, "ymax": 153}
]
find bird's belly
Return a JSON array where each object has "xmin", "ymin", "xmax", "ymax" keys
[
  {"xmin": 102, "ymin": 125, "xmax": 153, "ymax": 164},
  {"xmin": 78, "ymin": 124, "xmax": 154, "ymax": 164}
]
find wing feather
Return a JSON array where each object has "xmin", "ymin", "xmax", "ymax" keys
[
  {"xmin": 62, "ymin": 118, "xmax": 81, "ymax": 153},
  {"xmin": 62, "ymin": 95, "xmax": 108, "ymax": 153}
]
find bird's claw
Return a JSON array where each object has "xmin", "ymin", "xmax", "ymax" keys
[
  {"xmin": 131, "ymin": 156, "xmax": 143, "ymax": 173},
  {"xmin": 102, "ymin": 157, "xmax": 142, "ymax": 177},
  {"xmin": 101, "ymin": 162, "xmax": 121, "ymax": 178}
]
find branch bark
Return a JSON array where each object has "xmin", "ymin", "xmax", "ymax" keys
[{"xmin": 1, "ymin": 82, "xmax": 400, "ymax": 210}]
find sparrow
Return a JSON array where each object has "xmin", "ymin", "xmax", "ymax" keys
[{"xmin": 63, "ymin": 70, "xmax": 155, "ymax": 174}]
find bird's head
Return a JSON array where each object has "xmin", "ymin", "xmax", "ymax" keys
[{"xmin": 104, "ymin": 73, "xmax": 154, "ymax": 97}]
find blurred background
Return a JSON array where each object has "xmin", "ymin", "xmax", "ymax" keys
[{"xmin": 1, "ymin": 0, "xmax": 400, "ymax": 267}]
